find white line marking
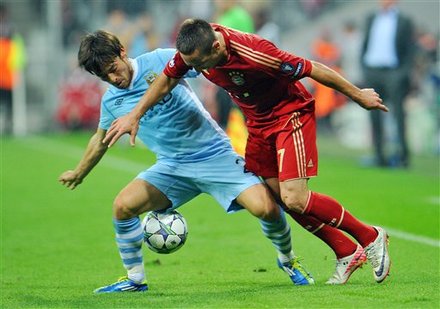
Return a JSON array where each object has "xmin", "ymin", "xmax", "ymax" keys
[
  {"xmin": 21, "ymin": 136, "xmax": 440, "ymax": 248},
  {"xmin": 382, "ymin": 226, "xmax": 440, "ymax": 247},
  {"xmin": 426, "ymin": 196, "xmax": 440, "ymax": 205},
  {"xmin": 23, "ymin": 136, "xmax": 149, "ymax": 174}
]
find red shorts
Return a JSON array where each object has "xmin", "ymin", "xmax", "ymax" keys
[{"xmin": 245, "ymin": 110, "xmax": 318, "ymax": 181}]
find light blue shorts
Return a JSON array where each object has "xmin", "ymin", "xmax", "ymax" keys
[{"xmin": 136, "ymin": 153, "xmax": 262, "ymax": 213}]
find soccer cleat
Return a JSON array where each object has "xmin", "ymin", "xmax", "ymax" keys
[
  {"xmin": 326, "ymin": 245, "xmax": 367, "ymax": 285},
  {"xmin": 277, "ymin": 257, "xmax": 315, "ymax": 285},
  {"xmin": 364, "ymin": 226, "xmax": 391, "ymax": 283},
  {"xmin": 94, "ymin": 276, "xmax": 148, "ymax": 293}
]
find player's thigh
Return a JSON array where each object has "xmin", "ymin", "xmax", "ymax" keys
[
  {"xmin": 115, "ymin": 179, "xmax": 171, "ymax": 216},
  {"xmin": 264, "ymin": 177, "xmax": 281, "ymax": 198},
  {"xmin": 194, "ymin": 154, "xmax": 262, "ymax": 214},
  {"xmin": 137, "ymin": 164, "xmax": 201, "ymax": 211},
  {"xmin": 277, "ymin": 111, "xmax": 318, "ymax": 181},
  {"xmin": 236, "ymin": 182, "xmax": 280, "ymax": 220}
]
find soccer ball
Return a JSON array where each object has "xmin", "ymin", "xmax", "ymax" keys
[{"xmin": 142, "ymin": 210, "xmax": 188, "ymax": 254}]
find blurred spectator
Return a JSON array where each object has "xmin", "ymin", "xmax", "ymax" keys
[
  {"xmin": 361, "ymin": 0, "xmax": 415, "ymax": 168},
  {"xmin": 299, "ymin": 0, "xmax": 328, "ymax": 19},
  {"xmin": 331, "ymin": 20, "xmax": 368, "ymax": 149},
  {"xmin": 312, "ymin": 28, "xmax": 341, "ymax": 66},
  {"xmin": 338, "ymin": 20, "xmax": 362, "ymax": 86},
  {"xmin": 254, "ymin": 8, "xmax": 281, "ymax": 46},
  {"xmin": 61, "ymin": 0, "xmax": 84, "ymax": 48},
  {"xmin": 0, "ymin": 4, "xmax": 26, "ymax": 135},
  {"xmin": 56, "ymin": 65, "xmax": 103, "ymax": 130},
  {"xmin": 102, "ymin": 9, "xmax": 133, "ymax": 50},
  {"xmin": 310, "ymin": 28, "xmax": 345, "ymax": 132},
  {"xmin": 407, "ymin": 28, "xmax": 439, "ymax": 155},
  {"xmin": 199, "ymin": 0, "xmax": 255, "ymax": 155},
  {"xmin": 412, "ymin": 28, "xmax": 438, "ymax": 92},
  {"xmin": 213, "ymin": 0, "xmax": 254, "ymax": 34},
  {"xmin": 129, "ymin": 12, "xmax": 159, "ymax": 58},
  {"xmin": 214, "ymin": 0, "xmax": 254, "ymax": 127}
]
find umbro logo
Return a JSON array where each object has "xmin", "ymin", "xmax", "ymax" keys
[{"xmin": 115, "ymin": 98, "xmax": 124, "ymax": 106}]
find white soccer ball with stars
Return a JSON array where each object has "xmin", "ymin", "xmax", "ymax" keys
[{"xmin": 142, "ymin": 210, "xmax": 188, "ymax": 254}]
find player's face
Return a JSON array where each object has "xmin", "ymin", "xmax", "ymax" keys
[
  {"xmin": 101, "ymin": 51, "xmax": 133, "ymax": 89},
  {"xmin": 180, "ymin": 43, "xmax": 224, "ymax": 71}
]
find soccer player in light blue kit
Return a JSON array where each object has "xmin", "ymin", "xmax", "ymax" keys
[{"xmin": 58, "ymin": 30, "xmax": 314, "ymax": 293}]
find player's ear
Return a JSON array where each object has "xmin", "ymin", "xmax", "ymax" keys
[
  {"xmin": 212, "ymin": 40, "xmax": 221, "ymax": 52},
  {"xmin": 120, "ymin": 47, "xmax": 127, "ymax": 58}
]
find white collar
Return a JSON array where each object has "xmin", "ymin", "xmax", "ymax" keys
[{"xmin": 128, "ymin": 58, "xmax": 138, "ymax": 90}]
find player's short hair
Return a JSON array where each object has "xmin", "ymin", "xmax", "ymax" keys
[
  {"xmin": 78, "ymin": 30, "xmax": 123, "ymax": 78},
  {"xmin": 176, "ymin": 19, "xmax": 216, "ymax": 56}
]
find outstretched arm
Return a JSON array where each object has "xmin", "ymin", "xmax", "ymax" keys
[
  {"xmin": 103, "ymin": 73, "xmax": 180, "ymax": 147},
  {"xmin": 309, "ymin": 60, "xmax": 388, "ymax": 112},
  {"xmin": 58, "ymin": 128, "xmax": 109, "ymax": 190}
]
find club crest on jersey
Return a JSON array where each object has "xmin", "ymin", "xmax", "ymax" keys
[
  {"xmin": 144, "ymin": 72, "xmax": 158, "ymax": 85},
  {"xmin": 229, "ymin": 71, "xmax": 245, "ymax": 86}
]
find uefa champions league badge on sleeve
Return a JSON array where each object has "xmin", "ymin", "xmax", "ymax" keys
[
  {"xmin": 280, "ymin": 62, "xmax": 295, "ymax": 75},
  {"xmin": 280, "ymin": 62, "xmax": 303, "ymax": 78}
]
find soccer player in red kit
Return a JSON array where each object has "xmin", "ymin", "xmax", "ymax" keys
[{"xmin": 104, "ymin": 19, "xmax": 391, "ymax": 284}]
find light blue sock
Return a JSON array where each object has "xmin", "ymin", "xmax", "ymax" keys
[
  {"xmin": 113, "ymin": 217, "xmax": 145, "ymax": 283},
  {"xmin": 259, "ymin": 207, "xmax": 294, "ymax": 263}
]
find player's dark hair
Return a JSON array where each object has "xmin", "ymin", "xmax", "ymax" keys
[
  {"xmin": 77, "ymin": 30, "xmax": 123, "ymax": 78},
  {"xmin": 176, "ymin": 19, "xmax": 216, "ymax": 56}
]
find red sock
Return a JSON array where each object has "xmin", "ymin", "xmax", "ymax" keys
[
  {"xmin": 288, "ymin": 210, "xmax": 357, "ymax": 258},
  {"xmin": 303, "ymin": 192, "xmax": 377, "ymax": 247}
]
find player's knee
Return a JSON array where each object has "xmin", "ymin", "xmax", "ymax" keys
[
  {"xmin": 281, "ymin": 194, "xmax": 306, "ymax": 213},
  {"xmin": 251, "ymin": 200, "xmax": 279, "ymax": 221},
  {"xmin": 113, "ymin": 194, "xmax": 137, "ymax": 220},
  {"xmin": 280, "ymin": 182, "xmax": 309, "ymax": 213}
]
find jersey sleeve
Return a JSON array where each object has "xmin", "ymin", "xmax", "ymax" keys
[
  {"xmin": 98, "ymin": 94, "xmax": 115, "ymax": 130},
  {"xmin": 163, "ymin": 51, "xmax": 192, "ymax": 79},
  {"xmin": 154, "ymin": 48, "xmax": 179, "ymax": 67},
  {"xmin": 251, "ymin": 37, "xmax": 312, "ymax": 80}
]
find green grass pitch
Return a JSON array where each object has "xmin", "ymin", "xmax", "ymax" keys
[{"xmin": 2, "ymin": 132, "xmax": 439, "ymax": 308}]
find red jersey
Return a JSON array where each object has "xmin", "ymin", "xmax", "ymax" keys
[{"xmin": 164, "ymin": 24, "xmax": 315, "ymax": 132}]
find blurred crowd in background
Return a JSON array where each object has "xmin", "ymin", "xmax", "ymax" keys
[{"xmin": 0, "ymin": 0, "xmax": 439, "ymax": 163}]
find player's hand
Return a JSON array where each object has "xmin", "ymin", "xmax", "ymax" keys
[
  {"xmin": 356, "ymin": 88, "xmax": 389, "ymax": 112},
  {"xmin": 58, "ymin": 170, "xmax": 82, "ymax": 190},
  {"xmin": 103, "ymin": 113, "xmax": 139, "ymax": 147}
]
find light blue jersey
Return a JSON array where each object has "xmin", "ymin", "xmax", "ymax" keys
[
  {"xmin": 98, "ymin": 49, "xmax": 261, "ymax": 212},
  {"xmin": 99, "ymin": 48, "xmax": 233, "ymax": 165}
]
